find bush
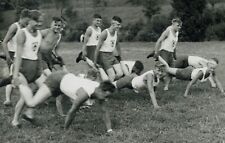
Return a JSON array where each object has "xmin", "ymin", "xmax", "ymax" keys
[{"xmin": 205, "ymin": 22, "xmax": 225, "ymax": 41}]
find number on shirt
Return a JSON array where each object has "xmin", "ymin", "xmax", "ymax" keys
[{"xmin": 32, "ymin": 42, "xmax": 38, "ymax": 52}]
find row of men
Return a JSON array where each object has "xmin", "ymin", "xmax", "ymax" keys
[{"xmin": 1, "ymin": 9, "xmax": 224, "ymax": 134}]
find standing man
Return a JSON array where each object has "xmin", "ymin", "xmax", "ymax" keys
[
  {"xmin": 12, "ymin": 10, "xmax": 44, "ymax": 127},
  {"xmin": 1, "ymin": 9, "xmax": 30, "ymax": 106},
  {"xmin": 82, "ymin": 14, "xmax": 102, "ymax": 62},
  {"xmin": 94, "ymin": 16, "xmax": 124, "ymax": 82},
  {"xmin": 154, "ymin": 18, "xmax": 182, "ymax": 91}
]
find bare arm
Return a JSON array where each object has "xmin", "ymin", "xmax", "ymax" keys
[
  {"xmin": 2, "ymin": 24, "xmax": 17, "ymax": 64},
  {"xmin": 212, "ymin": 73, "xmax": 225, "ymax": 95},
  {"xmin": 154, "ymin": 28, "xmax": 170, "ymax": 54},
  {"xmin": 99, "ymin": 99, "xmax": 112, "ymax": 132},
  {"xmin": 94, "ymin": 30, "xmax": 107, "ymax": 64},
  {"xmin": 184, "ymin": 71, "xmax": 203, "ymax": 97},
  {"xmin": 146, "ymin": 74, "xmax": 160, "ymax": 109},
  {"xmin": 13, "ymin": 30, "xmax": 26, "ymax": 82},
  {"xmin": 64, "ymin": 88, "xmax": 89, "ymax": 129},
  {"xmin": 82, "ymin": 27, "xmax": 92, "ymax": 57}
]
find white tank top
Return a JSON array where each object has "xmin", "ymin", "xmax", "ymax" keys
[
  {"xmin": 191, "ymin": 67, "xmax": 209, "ymax": 82},
  {"xmin": 7, "ymin": 22, "xmax": 21, "ymax": 52},
  {"xmin": 120, "ymin": 61, "xmax": 135, "ymax": 74},
  {"xmin": 86, "ymin": 26, "xmax": 101, "ymax": 46},
  {"xmin": 60, "ymin": 73, "xmax": 100, "ymax": 98},
  {"xmin": 100, "ymin": 29, "xmax": 117, "ymax": 52},
  {"xmin": 188, "ymin": 56, "xmax": 208, "ymax": 68},
  {"xmin": 160, "ymin": 26, "xmax": 179, "ymax": 52},
  {"xmin": 131, "ymin": 70, "xmax": 159, "ymax": 91},
  {"xmin": 20, "ymin": 28, "xmax": 42, "ymax": 60}
]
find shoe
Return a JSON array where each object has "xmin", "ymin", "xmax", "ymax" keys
[
  {"xmin": 163, "ymin": 87, "xmax": 169, "ymax": 91},
  {"xmin": 146, "ymin": 52, "xmax": 155, "ymax": 58},
  {"xmin": 76, "ymin": 52, "xmax": 84, "ymax": 63},
  {"xmin": 3, "ymin": 100, "xmax": 12, "ymax": 106},
  {"xmin": 22, "ymin": 114, "xmax": 35, "ymax": 123}
]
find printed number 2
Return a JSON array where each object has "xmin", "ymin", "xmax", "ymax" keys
[{"xmin": 32, "ymin": 42, "xmax": 38, "ymax": 51}]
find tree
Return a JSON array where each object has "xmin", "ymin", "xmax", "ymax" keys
[
  {"xmin": 142, "ymin": 0, "xmax": 160, "ymax": 20},
  {"xmin": 171, "ymin": 0, "xmax": 208, "ymax": 41}
]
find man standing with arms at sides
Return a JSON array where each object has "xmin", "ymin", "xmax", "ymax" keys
[
  {"xmin": 1, "ymin": 9, "xmax": 30, "ymax": 106},
  {"xmin": 94, "ymin": 16, "xmax": 123, "ymax": 82},
  {"xmin": 12, "ymin": 10, "xmax": 44, "ymax": 127},
  {"xmin": 82, "ymin": 14, "xmax": 102, "ymax": 63},
  {"xmin": 154, "ymin": 18, "xmax": 182, "ymax": 91}
]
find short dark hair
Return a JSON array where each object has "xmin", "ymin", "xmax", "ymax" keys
[
  {"xmin": 99, "ymin": 81, "xmax": 115, "ymax": 93},
  {"xmin": 52, "ymin": 17, "xmax": 63, "ymax": 22},
  {"xmin": 172, "ymin": 17, "xmax": 182, "ymax": 25},
  {"xmin": 93, "ymin": 14, "xmax": 102, "ymax": 19},
  {"xmin": 211, "ymin": 57, "xmax": 219, "ymax": 64},
  {"xmin": 133, "ymin": 60, "xmax": 144, "ymax": 72},
  {"xmin": 20, "ymin": 9, "xmax": 30, "ymax": 18},
  {"xmin": 29, "ymin": 10, "xmax": 42, "ymax": 21},
  {"xmin": 112, "ymin": 16, "xmax": 122, "ymax": 23}
]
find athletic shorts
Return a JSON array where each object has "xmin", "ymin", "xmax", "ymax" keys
[
  {"xmin": 44, "ymin": 71, "xmax": 67, "ymax": 97},
  {"xmin": 114, "ymin": 75, "xmax": 135, "ymax": 89},
  {"xmin": 20, "ymin": 59, "xmax": 42, "ymax": 83},
  {"xmin": 86, "ymin": 46, "xmax": 96, "ymax": 61},
  {"xmin": 175, "ymin": 55, "xmax": 189, "ymax": 68},
  {"xmin": 98, "ymin": 52, "xmax": 119, "ymax": 70},
  {"xmin": 159, "ymin": 50, "xmax": 174, "ymax": 67},
  {"xmin": 175, "ymin": 66, "xmax": 193, "ymax": 81},
  {"xmin": 9, "ymin": 51, "xmax": 15, "ymax": 60}
]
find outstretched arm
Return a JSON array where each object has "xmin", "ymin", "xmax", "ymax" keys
[
  {"xmin": 146, "ymin": 74, "xmax": 160, "ymax": 109},
  {"xmin": 183, "ymin": 71, "xmax": 203, "ymax": 97},
  {"xmin": 154, "ymin": 28, "xmax": 169, "ymax": 55},
  {"xmin": 99, "ymin": 99, "xmax": 112, "ymax": 133},
  {"xmin": 212, "ymin": 73, "xmax": 225, "ymax": 95},
  {"xmin": 64, "ymin": 88, "xmax": 89, "ymax": 129}
]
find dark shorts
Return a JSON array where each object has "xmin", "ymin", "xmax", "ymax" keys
[
  {"xmin": 40, "ymin": 50, "xmax": 65, "ymax": 70},
  {"xmin": 20, "ymin": 59, "xmax": 42, "ymax": 83},
  {"xmin": 175, "ymin": 55, "xmax": 189, "ymax": 68},
  {"xmin": 86, "ymin": 46, "xmax": 96, "ymax": 61},
  {"xmin": 9, "ymin": 51, "xmax": 15, "ymax": 60},
  {"xmin": 44, "ymin": 71, "xmax": 67, "ymax": 97},
  {"xmin": 98, "ymin": 52, "xmax": 120, "ymax": 70},
  {"xmin": 175, "ymin": 66, "xmax": 193, "ymax": 81},
  {"xmin": 159, "ymin": 50, "xmax": 174, "ymax": 67},
  {"xmin": 115, "ymin": 75, "xmax": 135, "ymax": 89}
]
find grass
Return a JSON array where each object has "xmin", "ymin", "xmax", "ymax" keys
[{"xmin": 1, "ymin": 42, "xmax": 225, "ymax": 142}]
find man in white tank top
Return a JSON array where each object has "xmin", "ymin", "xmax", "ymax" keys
[
  {"xmin": 1, "ymin": 9, "xmax": 30, "ymax": 66},
  {"xmin": 113, "ymin": 62, "xmax": 163, "ymax": 109},
  {"xmin": 11, "ymin": 10, "xmax": 44, "ymax": 127},
  {"xmin": 81, "ymin": 14, "xmax": 102, "ymax": 62},
  {"xmin": 94, "ymin": 16, "xmax": 124, "ymax": 82},
  {"xmin": 154, "ymin": 18, "xmax": 182, "ymax": 91},
  {"xmin": 159, "ymin": 56, "xmax": 225, "ymax": 97},
  {"xmin": 17, "ymin": 70, "xmax": 115, "ymax": 132}
]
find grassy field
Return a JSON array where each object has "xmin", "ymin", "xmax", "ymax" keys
[{"xmin": 1, "ymin": 42, "xmax": 225, "ymax": 143}]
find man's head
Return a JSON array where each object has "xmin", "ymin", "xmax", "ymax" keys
[
  {"xmin": 51, "ymin": 17, "xmax": 63, "ymax": 33},
  {"xmin": 207, "ymin": 57, "xmax": 219, "ymax": 70},
  {"xmin": 154, "ymin": 62, "xmax": 166, "ymax": 78},
  {"xmin": 19, "ymin": 9, "xmax": 30, "ymax": 27},
  {"xmin": 86, "ymin": 69, "xmax": 99, "ymax": 80},
  {"xmin": 94, "ymin": 81, "xmax": 116, "ymax": 99},
  {"xmin": 131, "ymin": 60, "xmax": 144, "ymax": 75},
  {"xmin": 111, "ymin": 16, "xmax": 122, "ymax": 31},
  {"xmin": 28, "ymin": 10, "xmax": 43, "ymax": 30},
  {"xmin": 171, "ymin": 17, "xmax": 182, "ymax": 32},
  {"xmin": 92, "ymin": 14, "xmax": 102, "ymax": 27}
]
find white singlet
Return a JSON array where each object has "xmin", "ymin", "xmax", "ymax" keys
[
  {"xmin": 100, "ymin": 29, "xmax": 117, "ymax": 52},
  {"xmin": 191, "ymin": 67, "xmax": 209, "ymax": 82},
  {"xmin": 86, "ymin": 26, "xmax": 101, "ymax": 46},
  {"xmin": 20, "ymin": 28, "xmax": 42, "ymax": 60},
  {"xmin": 160, "ymin": 26, "xmax": 179, "ymax": 52},
  {"xmin": 7, "ymin": 22, "xmax": 21, "ymax": 52},
  {"xmin": 120, "ymin": 61, "xmax": 135, "ymax": 74},
  {"xmin": 131, "ymin": 70, "xmax": 159, "ymax": 91},
  {"xmin": 188, "ymin": 56, "xmax": 208, "ymax": 68},
  {"xmin": 60, "ymin": 73, "xmax": 100, "ymax": 100}
]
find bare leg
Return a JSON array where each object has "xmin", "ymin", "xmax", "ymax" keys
[
  {"xmin": 12, "ymin": 97, "xmax": 25, "ymax": 126},
  {"xmin": 4, "ymin": 84, "xmax": 14, "ymax": 106},
  {"xmin": 113, "ymin": 63, "xmax": 124, "ymax": 80},
  {"xmin": 106, "ymin": 68, "xmax": 116, "ymax": 82}
]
